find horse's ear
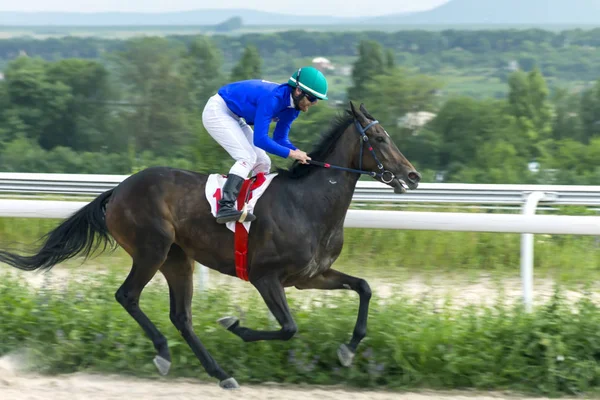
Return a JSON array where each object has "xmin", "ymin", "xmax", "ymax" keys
[
  {"xmin": 349, "ymin": 101, "xmax": 358, "ymax": 117},
  {"xmin": 350, "ymin": 100, "xmax": 368, "ymax": 124},
  {"xmin": 359, "ymin": 103, "xmax": 374, "ymax": 120}
]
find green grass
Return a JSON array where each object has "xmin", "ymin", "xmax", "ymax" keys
[
  {"xmin": 0, "ymin": 215, "xmax": 597, "ymax": 287},
  {"xmin": 3, "ymin": 270, "xmax": 600, "ymax": 396}
]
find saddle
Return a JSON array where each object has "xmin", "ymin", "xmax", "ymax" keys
[{"xmin": 206, "ymin": 172, "xmax": 277, "ymax": 281}]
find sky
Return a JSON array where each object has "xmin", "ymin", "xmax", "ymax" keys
[{"xmin": 0, "ymin": 0, "xmax": 450, "ymax": 17}]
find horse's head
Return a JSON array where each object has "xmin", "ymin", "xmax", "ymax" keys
[{"xmin": 348, "ymin": 101, "xmax": 421, "ymax": 194}]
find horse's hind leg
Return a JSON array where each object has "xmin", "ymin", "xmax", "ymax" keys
[
  {"xmin": 294, "ymin": 268, "xmax": 372, "ymax": 368},
  {"xmin": 160, "ymin": 245, "xmax": 238, "ymax": 389},
  {"xmin": 114, "ymin": 234, "xmax": 173, "ymax": 375}
]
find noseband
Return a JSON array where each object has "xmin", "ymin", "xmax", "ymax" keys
[{"xmin": 308, "ymin": 118, "xmax": 396, "ymax": 184}]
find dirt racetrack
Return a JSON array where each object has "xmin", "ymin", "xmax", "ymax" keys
[
  {"xmin": 0, "ymin": 373, "xmax": 587, "ymax": 400},
  {"xmin": 0, "ymin": 355, "xmax": 589, "ymax": 400}
]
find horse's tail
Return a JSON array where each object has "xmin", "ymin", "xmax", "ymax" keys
[{"xmin": 0, "ymin": 189, "xmax": 116, "ymax": 272}]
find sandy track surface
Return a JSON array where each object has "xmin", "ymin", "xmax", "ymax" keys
[
  {"xmin": 0, "ymin": 355, "xmax": 589, "ymax": 400},
  {"xmin": 0, "ymin": 373, "xmax": 584, "ymax": 400}
]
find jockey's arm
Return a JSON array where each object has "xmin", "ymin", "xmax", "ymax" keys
[
  {"xmin": 272, "ymin": 110, "xmax": 298, "ymax": 151},
  {"xmin": 253, "ymin": 96, "xmax": 292, "ymax": 159}
]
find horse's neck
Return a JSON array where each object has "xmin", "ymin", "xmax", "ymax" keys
[
  {"xmin": 305, "ymin": 169, "xmax": 359, "ymax": 218},
  {"xmin": 295, "ymin": 130, "xmax": 361, "ymax": 224}
]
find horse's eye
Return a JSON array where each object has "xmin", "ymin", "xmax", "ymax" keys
[{"xmin": 376, "ymin": 137, "xmax": 385, "ymax": 143}]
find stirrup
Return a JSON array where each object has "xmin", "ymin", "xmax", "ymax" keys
[
  {"xmin": 216, "ymin": 205, "xmax": 255, "ymax": 224},
  {"xmin": 238, "ymin": 203, "xmax": 247, "ymax": 222}
]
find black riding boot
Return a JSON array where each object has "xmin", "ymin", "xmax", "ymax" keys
[{"xmin": 216, "ymin": 174, "xmax": 256, "ymax": 224}]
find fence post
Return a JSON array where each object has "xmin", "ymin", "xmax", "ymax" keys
[
  {"xmin": 196, "ymin": 262, "xmax": 209, "ymax": 292},
  {"xmin": 520, "ymin": 191, "xmax": 547, "ymax": 312}
]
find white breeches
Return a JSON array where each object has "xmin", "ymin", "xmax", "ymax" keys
[{"xmin": 202, "ymin": 94, "xmax": 271, "ymax": 178}]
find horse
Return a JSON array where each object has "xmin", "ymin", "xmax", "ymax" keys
[{"xmin": 0, "ymin": 101, "xmax": 421, "ymax": 389}]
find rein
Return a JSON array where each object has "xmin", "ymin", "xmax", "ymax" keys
[{"xmin": 307, "ymin": 119, "xmax": 395, "ymax": 184}]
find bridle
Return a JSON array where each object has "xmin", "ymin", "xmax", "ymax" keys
[{"xmin": 307, "ymin": 117, "xmax": 396, "ymax": 184}]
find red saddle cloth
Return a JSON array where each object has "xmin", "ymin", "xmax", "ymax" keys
[{"xmin": 214, "ymin": 173, "xmax": 266, "ymax": 281}]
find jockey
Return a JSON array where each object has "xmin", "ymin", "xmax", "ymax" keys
[{"xmin": 202, "ymin": 66, "xmax": 329, "ymax": 224}]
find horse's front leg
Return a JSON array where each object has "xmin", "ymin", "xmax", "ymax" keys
[
  {"xmin": 295, "ymin": 268, "xmax": 372, "ymax": 367},
  {"xmin": 217, "ymin": 274, "xmax": 298, "ymax": 342}
]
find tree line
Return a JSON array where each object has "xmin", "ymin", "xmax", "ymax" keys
[
  {"xmin": 3, "ymin": 29, "xmax": 600, "ymax": 81},
  {"xmin": 0, "ymin": 34, "xmax": 598, "ymax": 184}
]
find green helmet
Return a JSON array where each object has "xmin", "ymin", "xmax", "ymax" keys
[{"xmin": 288, "ymin": 66, "xmax": 329, "ymax": 100}]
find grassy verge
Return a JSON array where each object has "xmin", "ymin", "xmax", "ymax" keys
[
  {"xmin": 2, "ymin": 271, "xmax": 600, "ymax": 397},
  {"xmin": 0, "ymin": 216, "xmax": 598, "ymax": 285}
]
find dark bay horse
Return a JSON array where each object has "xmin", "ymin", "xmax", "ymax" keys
[{"xmin": 0, "ymin": 102, "xmax": 421, "ymax": 389}]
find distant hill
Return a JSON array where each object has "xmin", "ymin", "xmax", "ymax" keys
[
  {"xmin": 2, "ymin": 1, "xmax": 599, "ymax": 28},
  {"xmin": 370, "ymin": 0, "xmax": 600, "ymax": 25},
  {"xmin": 0, "ymin": 9, "xmax": 375, "ymax": 26}
]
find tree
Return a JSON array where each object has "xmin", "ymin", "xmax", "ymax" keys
[
  {"xmin": 550, "ymin": 87, "xmax": 582, "ymax": 141},
  {"xmin": 0, "ymin": 79, "xmax": 10, "ymax": 142},
  {"xmin": 385, "ymin": 49, "xmax": 395, "ymax": 70},
  {"xmin": 429, "ymin": 97, "xmax": 525, "ymax": 180},
  {"xmin": 580, "ymin": 79, "xmax": 600, "ymax": 142},
  {"xmin": 2, "ymin": 56, "xmax": 73, "ymax": 149},
  {"xmin": 230, "ymin": 45, "xmax": 262, "ymax": 82},
  {"xmin": 44, "ymin": 58, "xmax": 115, "ymax": 151},
  {"xmin": 347, "ymin": 40, "xmax": 385, "ymax": 101},
  {"xmin": 182, "ymin": 36, "xmax": 225, "ymax": 111},
  {"xmin": 453, "ymin": 140, "xmax": 525, "ymax": 184},
  {"xmin": 109, "ymin": 37, "xmax": 191, "ymax": 157},
  {"xmin": 359, "ymin": 68, "xmax": 440, "ymax": 128},
  {"xmin": 507, "ymin": 68, "xmax": 553, "ymax": 150},
  {"xmin": 527, "ymin": 68, "xmax": 553, "ymax": 139},
  {"xmin": 508, "ymin": 71, "xmax": 533, "ymax": 124},
  {"xmin": 355, "ymin": 68, "xmax": 441, "ymax": 170}
]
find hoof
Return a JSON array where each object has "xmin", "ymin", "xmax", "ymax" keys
[
  {"xmin": 337, "ymin": 344, "xmax": 355, "ymax": 367},
  {"xmin": 217, "ymin": 316, "xmax": 239, "ymax": 330},
  {"xmin": 219, "ymin": 377, "xmax": 240, "ymax": 390},
  {"xmin": 153, "ymin": 355, "xmax": 171, "ymax": 376}
]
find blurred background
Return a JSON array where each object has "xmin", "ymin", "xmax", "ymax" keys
[{"xmin": 0, "ymin": 1, "xmax": 599, "ymax": 398}]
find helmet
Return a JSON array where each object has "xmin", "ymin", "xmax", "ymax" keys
[{"xmin": 288, "ymin": 66, "xmax": 329, "ymax": 100}]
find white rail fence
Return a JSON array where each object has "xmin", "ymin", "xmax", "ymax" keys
[
  {"xmin": 0, "ymin": 173, "xmax": 599, "ymax": 311},
  {"xmin": 0, "ymin": 172, "xmax": 600, "ymax": 208}
]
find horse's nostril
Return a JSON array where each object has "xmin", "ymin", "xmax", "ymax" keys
[{"xmin": 408, "ymin": 171, "xmax": 421, "ymax": 182}]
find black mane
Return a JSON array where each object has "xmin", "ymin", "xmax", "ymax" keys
[{"xmin": 276, "ymin": 111, "xmax": 354, "ymax": 179}]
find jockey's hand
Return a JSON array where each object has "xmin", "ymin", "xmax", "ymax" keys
[{"xmin": 289, "ymin": 149, "xmax": 311, "ymax": 164}]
